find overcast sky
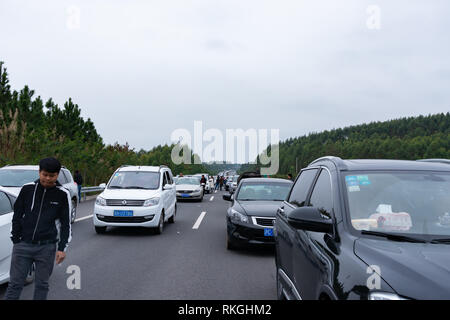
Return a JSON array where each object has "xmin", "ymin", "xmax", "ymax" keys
[{"xmin": 1, "ymin": 0, "xmax": 449, "ymax": 162}]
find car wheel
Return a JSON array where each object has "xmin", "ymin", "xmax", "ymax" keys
[
  {"xmin": 71, "ymin": 199, "xmax": 77, "ymax": 224},
  {"xmin": 168, "ymin": 205, "xmax": 176, "ymax": 223},
  {"xmin": 155, "ymin": 212, "xmax": 164, "ymax": 234},
  {"xmin": 226, "ymin": 234, "xmax": 238, "ymax": 250},
  {"xmin": 95, "ymin": 226, "xmax": 107, "ymax": 234},
  {"xmin": 25, "ymin": 262, "xmax": 35, "ymax": 285}
]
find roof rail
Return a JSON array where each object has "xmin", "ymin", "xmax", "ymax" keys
[
  {"xmin": 416, "ymin": 159, "xmax": 450, "ymax": 165},
  {"xmin": 308, "ymin": 156, "xmax": 348, "ymax": 170}
]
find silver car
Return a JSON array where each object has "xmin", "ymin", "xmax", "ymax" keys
[
  {"xmin": 0, "ymin": 186, "xmax": 35, "ymax": 285},
  {"xmin": 0, "ymin": 165, "xmax": 79, "ymax": 223}
]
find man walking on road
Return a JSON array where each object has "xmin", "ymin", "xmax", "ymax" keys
[
  {"xmin": 5, "ymin": 157, "xmax": 72, "ymax": 300},
  {"xmin": 74, "ymin": 170, "xmax": 83, "ymax": 203}
]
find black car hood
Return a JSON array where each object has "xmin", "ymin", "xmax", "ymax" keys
[
  {"xmin": 235, "ymin": 200, "xmax": 283, "ymax": 217},
  {"xmin": 354, "ymin": 238, "xmax": 450, "ymax": 299}
]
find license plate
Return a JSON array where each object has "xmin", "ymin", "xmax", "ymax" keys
[
  {"xmin": 264, "ymin": 228, "xmax": 274, "ymax": 237},
  {"xmin": 181, "ymin": 194, "xmax": 190, "ymax": 198},
  {"xmin": 114, "ymin": 210, "xmax": 133, "ymax": 217}
]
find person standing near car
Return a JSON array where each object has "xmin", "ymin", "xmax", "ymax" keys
[
  {"xmin": 74, "ymin": 170, "xmax": 83, "ymax": 203},
  {"xmin": 5, "ymin": 157, "xmax": 72, "ymax": 300}
]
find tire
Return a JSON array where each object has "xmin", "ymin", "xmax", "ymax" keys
[
  {"xmin": 95, "ymin": 226, "xmax": 107, "ymax": 234},
  {"xmin": 155, "ymin": 212, "xmax": 164, "ymax": 234},
  {"xmin": 226, "ymin": 234, "xmax": 238, "ymax": 250},
  {"xmin": 25, "ymin": 262, "xmax": 35, "ymax": 285},
  {"xmin": 168, "ymin": 205, "xmax": 176, "ymax": 223},
  {"xmin": 71, "ymin": 199, "xmax": 77, "ymax": 224}
]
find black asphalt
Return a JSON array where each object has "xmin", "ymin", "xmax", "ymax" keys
[{"xmin": 0, "ymin": 190, "xmax": 276, "ymax": 300}]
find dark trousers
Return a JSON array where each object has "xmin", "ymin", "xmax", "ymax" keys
[
  {"xmin": 4, "ymin": 242, "xmax": 56, "ymax": 300},
  {"xmin": 77, "ymin": 185, "xmax": 82, "ymax": 203}
]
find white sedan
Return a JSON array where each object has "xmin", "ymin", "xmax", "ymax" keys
[{"xmin": 0, "ymin": 186, "xmax": 34, "ymax": 285}]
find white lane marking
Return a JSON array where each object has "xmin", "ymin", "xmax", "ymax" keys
[
  {"xmin": 75, "ymin": 214, "xmax": 93, "ymax": 222},
  {"xmin": 214, "ymin": 190, "xmax": 217, "ymax": 193},
  {"xmin": 193, "ymin": 211, "xmax": 207, "ymax": 229},
  {"xmin": 210, "ymin": 196, "xmax": 214, "ymax": 201}
]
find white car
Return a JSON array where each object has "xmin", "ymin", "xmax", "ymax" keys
[
  {"xmin": 93, "ymin": 165, "xmax": 177, "ymax": 234},
  {"xmin": 175, "ymin": 176, "xmax": 204, "ymax": 201},
  {"xmin": 0, "ymin": 187, "xmax": 34, "ymax": 285},
  {"xmin": 0, "ymin": 165, "xmax": 79, "ymax": 223}
]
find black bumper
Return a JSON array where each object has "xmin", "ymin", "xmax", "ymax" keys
[{"xmin": 227, "ymin": 218, "xmax": 275, "ymax": 246}]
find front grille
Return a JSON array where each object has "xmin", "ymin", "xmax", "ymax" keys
[
  {"xmin": 178, "ymin": 190, "xmax": 193, "ymax": 194},
  {"xmin": 253, "ymin": 217, "xmax": 276, "ymax": 227},
  {"xmin": 105, "ymin": 199, "xmax": 145, "ymax": 206},
  {"xmin": 97, "ymin": 215, "xmax": 153, "ymax": 223}
]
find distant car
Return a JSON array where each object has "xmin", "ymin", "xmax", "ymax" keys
[
  {"xmin": 223, "ymin": 178, "xmax": 293, "ymax": 250},
  {"xmin": 176, "ymin": 176, "xmax": 204, "ymax": 201},
  {"xmin": 0, "ymin": 186, "xmax": 35, "ymax": 285},
  {"xmin": 228, "ymin": 175, "xmax": 239, "ymax": 194},
  {"xmin": 275, "ymin": 156, "xmax": 450, "ymax": 300},
  {"xmin": 0, "ymin": 165, "xmax": 79, "ymax": 223},
  {"xmin": 93, "ymin": 165, "xmax": 177, "ymax": 234}
]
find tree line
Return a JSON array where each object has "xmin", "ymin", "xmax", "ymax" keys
[
  {"xmin": 0, "ymin": 61, "xmax": 208, "ymax": 185},
  {"xmin": 243, "ymin": 112, "xmax": 450, "ymax": 176}
]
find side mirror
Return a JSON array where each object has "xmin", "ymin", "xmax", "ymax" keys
[
  {"xmin": 223, "ymin": 194, "xmax": 232, "ymax": 201},
  {"xmin": 163, "ymin": 184, "xmax": 173, "ymax": 190},
  {"xmin": 287, "ymin": 207, "xmax": 333, "ymax": 233},
  {"xmin": 99, "ymin": 183, "xmax": 106, "ymax": 189}
]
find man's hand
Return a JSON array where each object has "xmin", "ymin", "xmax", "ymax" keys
[{"xmin": 55, "ymin": 251, "xmax": 66, "ymax": 264}]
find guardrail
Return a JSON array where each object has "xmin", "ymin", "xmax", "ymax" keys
[{"xmin": 80, "ymin": 186, "xmax": 105, "ymax": 201}]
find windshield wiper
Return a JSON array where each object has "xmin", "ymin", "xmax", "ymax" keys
[
  {"xmin": 123, "ymin": 186, "xmax": 149, "ymax": 189},
  {"xmin": 361, "ymin": 230, "xmax": 428, "ymax": 243},
  {"xmin": 108, "ymin": 186, "xmax": 123, "ymax": 189},
  {"xmin": 430, "ymin": 238, "xmax": 450, "ymax": 244}
]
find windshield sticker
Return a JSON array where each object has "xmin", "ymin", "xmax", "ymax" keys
[
  {"xmin": 368, "ymin": 212, "xmax": 413, "ymax": 231},
  {"xmin": 352, "ymin": 219, "xmax": 378, "ymax": 231},
  {"xmin": 348, "ymin": 185, "xmax": 360, "ymax": 192},
  {"xmin": 345, "ymin": 176, "xmax": 357, "ymax": 183}
]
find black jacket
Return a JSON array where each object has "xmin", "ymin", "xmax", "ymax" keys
[
  {"xmin": 11, "ymin": 180, "xmax": 72, "ymax": 252},
  {"xmin": 74, "ymin": 172, "xmax": 83, "ymax": 185}
]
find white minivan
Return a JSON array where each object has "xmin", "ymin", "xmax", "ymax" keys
[{"xmin": 93, "ymin": 165, "xmax": 177, "ymax": 234}]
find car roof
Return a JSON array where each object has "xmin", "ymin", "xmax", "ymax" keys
[
  {"xmin": 117, "ymin": 166, "xmax": 162, "ymax": 172},
  {"xmin": 309, "ymin": 157, "xmax": 450, "ymax": 172},
  {"xmin": 240, "ymin": 178, "xmax": 293, "ymax": 184},
  {"xmin": 0, "ymin": 165, "xmax": 39, "ymax": 170}
]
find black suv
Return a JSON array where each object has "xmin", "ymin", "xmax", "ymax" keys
[{"xmin": 275, "ymin": 157, "xmax": 450, "ymax": 300}]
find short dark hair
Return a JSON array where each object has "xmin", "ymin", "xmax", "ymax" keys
[{"xmin": 39, "ymin": 157, "xmax": 61, "ymax": 173}]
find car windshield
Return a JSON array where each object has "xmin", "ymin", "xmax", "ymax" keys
[
  {"xmin": 0, "ymin": 169, "xmax": 39, "ymax": 187},
  {"xmin": 108, "ymin": 171, "xmax": 160, "ymax": 190},
  {"xmin": 176, "ymin": 177, "xmax": 200, "ymax": 185},
  {"xmin": 344, "ymin": 171, "xmax": 450, "ymax": 238},
  {"xmin": 236, "ymin": 182, "xmax": 292, "ymax": 201}
]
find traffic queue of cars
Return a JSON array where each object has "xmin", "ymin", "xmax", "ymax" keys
[
  {"xmin": 223, "ymin": 157, "xmax": 450, "ymax": 300},
  {"xmin": 1, "ymin": 158, "xmax": 450, "ymax": 299}
]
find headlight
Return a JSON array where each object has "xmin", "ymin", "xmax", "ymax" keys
[
  {"xmin": 195, "ymin": 188, "xmax": 202, "ymax": 192},
  {"xmin": 369, "ymin": 292, "xmax": 407, "ymax": 300},
  {"xmin": 228, "ymin": 208, "xmax": 248, "ymax": 223},
  {"xmin": 143, "ymin": 197, "xmax": 160, "ymax": 207},
  {"xmin": 95, "ymin": 196, "xmax": 106, "ymax": 206}
]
